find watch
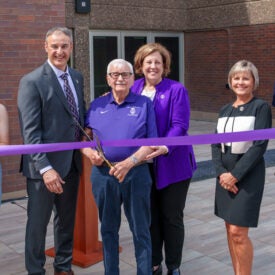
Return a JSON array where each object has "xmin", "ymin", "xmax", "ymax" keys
[{"xmin": 130, "ymin": 155, "xmax": 138, "ymax": 165}]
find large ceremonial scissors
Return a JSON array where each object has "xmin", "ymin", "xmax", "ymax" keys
[{"xmin": 73, "ymin": 118, "xmax": 113, "ymax": 168}]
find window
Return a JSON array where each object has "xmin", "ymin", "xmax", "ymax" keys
[{"xmin": 89, "ymin": 31, "xmax": 184, "ymax": 99}]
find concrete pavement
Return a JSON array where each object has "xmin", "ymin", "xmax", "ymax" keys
[{"xmin": 1, "ymin": 120, "xmax": 275, "ymax": 275}]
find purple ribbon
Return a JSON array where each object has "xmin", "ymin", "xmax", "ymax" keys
[{"xmin": 1, "ymin": 128, "xmax": 275, "ymax": 156}]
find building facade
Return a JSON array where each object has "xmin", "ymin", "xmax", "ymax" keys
[{"xmin": 1, "ymin": 0, "xmax": 275, "ymax": 198}]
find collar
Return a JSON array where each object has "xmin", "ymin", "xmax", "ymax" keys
[
  {"xmin": 109, "ymin": 91, "xmax": 136, "ymax": 105},
  {"xmin": 47, "ymin": 59, "xmax": 69, "ymax": 78},
  {"xmin": 134, "ymin": 77, "xmax": 167, "ymax": 93}
]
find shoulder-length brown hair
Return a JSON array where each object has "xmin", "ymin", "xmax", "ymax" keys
[{"xmin": 134, "ymin": 43, "xmax": 171, "ymax": 77}]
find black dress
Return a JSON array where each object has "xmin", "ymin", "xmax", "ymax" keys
[{"xmin": 211, "ymin": 97, "xmax": 272, "ymax": 227}]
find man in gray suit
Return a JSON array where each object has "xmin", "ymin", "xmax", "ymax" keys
[{"xmin": 18, "ymin": 27, "xmax": 86, "ymax": 275}]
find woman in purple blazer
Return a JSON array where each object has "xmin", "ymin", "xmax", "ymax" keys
[{"xmin": 131, "ymin": 43, "xmax": 197, "ymax": 275}]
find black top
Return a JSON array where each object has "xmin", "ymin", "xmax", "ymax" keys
[{"xmin": 211, "ymin": 97, "xmax": 272, "ymax": 227}]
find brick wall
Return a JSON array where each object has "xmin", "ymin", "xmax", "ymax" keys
[
  {"xmin": 1, "ymin": 1, "xmax": 275, "ymax": 197},
  {"xmin": 185, "ymin": 24, "xmax": 275, "ymax": 116},
  {"xmin": 0, "ymin": 1, "xmax": 65, "ymax": 198}
]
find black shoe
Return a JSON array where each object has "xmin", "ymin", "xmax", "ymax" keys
[
  {"xmin": 167, "ymin": 268, "xmax": 180, "ymax": 275},
  {"xmin": 152, "ymin": 264, "xmax": 162, "ymax": 275}
]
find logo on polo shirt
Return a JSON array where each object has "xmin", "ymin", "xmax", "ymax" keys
[
  {"xmin": 127, "ymin": 107, "xmax": 138, "ymax": 117},
  {"xmin": 100, "ymin": 110, "xmax": 109, "ymax": 114}
]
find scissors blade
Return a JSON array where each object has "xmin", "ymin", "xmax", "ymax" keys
[{"xmin": 94, "ymin": 134, "xmax": 114, "ymax": 168}]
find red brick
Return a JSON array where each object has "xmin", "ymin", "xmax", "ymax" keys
[
  {"xmin": 186, "ymin": 24, "xmax": 275, "ymax": 116},
  {"xmin": 0, "ymin": 1, "xmax": 65, "ymax": 197}
]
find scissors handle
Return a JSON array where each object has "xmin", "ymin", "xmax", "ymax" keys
[{"xmin": 72, "ymin": 118, "xmax": 114, "ymax": 168}]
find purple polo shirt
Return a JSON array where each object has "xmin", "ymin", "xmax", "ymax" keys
[{"xmin": 85, "ymin": 91, "xmax": 157, "ymax": 162}]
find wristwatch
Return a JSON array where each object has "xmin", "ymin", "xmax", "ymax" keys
[{"xmin": 130, "ymin": 155, "xmax": 139, "ymax": 165}]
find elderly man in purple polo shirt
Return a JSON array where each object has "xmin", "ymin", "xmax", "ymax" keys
[{"xmin": 82, "ymin": 59, "xmax": 166, "ymax": 275}]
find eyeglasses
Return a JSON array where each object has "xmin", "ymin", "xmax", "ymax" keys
[{"xmin": 108, "ymin": 72, "xmax": 133, "ymax": 79}]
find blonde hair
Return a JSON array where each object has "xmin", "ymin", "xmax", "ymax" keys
[{"xmin": 228, "ymin": 60, "xmax": 259, "ymax": 90}]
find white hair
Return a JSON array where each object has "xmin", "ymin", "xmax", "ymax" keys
[{"xmin": 107, "ymin": 59, "xmax": 133, "ymax": 74}]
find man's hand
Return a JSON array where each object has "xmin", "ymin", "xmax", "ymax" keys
[
  {"xmin": 42, "ymin": 169, "xmax": 65, "ymax": 194},
  {"xmin": 109, "ymin": 158, "xmax": 134, "ymax": 183},
  {"xmin": 81, "ymin": 147, "xmax": 104, "ymax": 166}
]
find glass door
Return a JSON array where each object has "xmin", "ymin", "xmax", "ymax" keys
[
  {"xmin": 90, "ymin": 31, "xmax": 183, "ymax": 100},
  {"xmin": 154, "ymin": 36, "xmax": 180, "ymax": 81},
  {"xmin": 124, "ymin": 36, "xmax": 147, "ymax": 66},
  {"xmin": 91, "ymin": 34, "xmax": 119, "ymax": 98}
]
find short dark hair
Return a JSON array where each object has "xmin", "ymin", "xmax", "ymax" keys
[{"xmin": 45, "ymin": 27, "xmax": 73, "ymax": 42}]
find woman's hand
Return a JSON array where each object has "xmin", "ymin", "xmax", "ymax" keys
[
  {"xmin": 145, "ymin": 146, "xmax": 168, "ymax": 160},
  {"xmin": 219, "ymin": 172, "xmax": 239, "ymax": 194}
]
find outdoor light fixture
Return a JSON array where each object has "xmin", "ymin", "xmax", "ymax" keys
[{"xmin": 75, "ymin": 0, "xmax": 91, "ymax": 13}]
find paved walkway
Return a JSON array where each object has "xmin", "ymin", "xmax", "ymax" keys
[{"xmin": 1, "ymin": 120, "xmax": 275, "ymax": 275}]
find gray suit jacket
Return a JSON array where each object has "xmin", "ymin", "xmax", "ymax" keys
[{"xmin": 18, "ymin": 62, "xmax": 86, "ymax": 179}]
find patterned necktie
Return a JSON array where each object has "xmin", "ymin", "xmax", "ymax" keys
[{"xmin": 60, "ymin": 73, "xmax": 80, "ymax": 140}]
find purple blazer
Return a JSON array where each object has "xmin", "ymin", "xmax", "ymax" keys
[{"xmin": 131, "ymin": 77, "xmax": 197, "ymax": 189}]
